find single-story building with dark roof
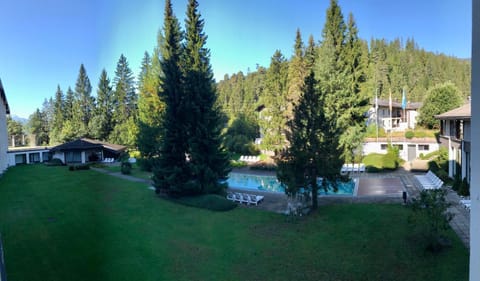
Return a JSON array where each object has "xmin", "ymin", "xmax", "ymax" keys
[{"xmin": 50, "ymin": 138, "xmax": 127, "ymax": 164}]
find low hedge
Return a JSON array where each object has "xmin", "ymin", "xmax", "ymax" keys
[
  {"xmin": 45, "ymin": 158, "xmax": 64, "ymax": 166},
  {"xmin": 170, "ymin": 194, "xmax": 237, "ymax": 211},
  {"xmin": 68, "ymin": 164, "xmax": 90, "ymax": 171}
]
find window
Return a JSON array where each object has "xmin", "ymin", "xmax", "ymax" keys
[
  {"xmin": 42, "ymin": 152, "xmax": 52, "ymax": 162},
  {"xmin": 380, "ymin": 144, "xmax": 388, "ymax": 150},
  {"xmin": 29, "ymin": 153, "xmax": 41, "ymax": 163},
  {"xmin": 418, "ymin": 145, "xmax": 430, "ymax": 151},
  {"xmin": 66, "ymin": 151, "xmax": 82, "ymax": 163},
  {"xmin": 392, "ymin": 144, "xmax": 404, "ymax": 150}
]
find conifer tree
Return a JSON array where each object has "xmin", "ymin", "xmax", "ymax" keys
[
  {"xmin": 137, "ymin": 47, "xmax": 166, "ymax": 171},
  {"xmin": 183, "ymin": 0, "xmax": 230, "ymax": 194},
  {"xmin": 72, "ymin": 64, "xmax": 93, "ymax": 137},
  {"xmin": 259, "ymin": 50, "xmax": 288, "ymax": 150},
  {"xmin": 276, "ymin": 69, "xmax": 342, "ymax": 210},
  {"xmin": 64, "ymin": 87, "xmax": 75, "ymax": 120},
  {"xmin": 50, "ymin": 85, "xmax": 65, "ymax": 144},
  {"xmin": 110, "ymin": 54, "xmax": 138, "ymax": 146},
  {"xmin": 153, "ymin": 0, "xmax": 190, "ymax": 195},
  {"xmin": 90, "ymin": 69, "xmax": 113, "ymax": 140},
  {"xmin": 286, "ymin": 29, "xmax": 307, "ymax": 121}
]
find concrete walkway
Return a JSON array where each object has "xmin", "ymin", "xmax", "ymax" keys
[{"xmin": 91, "ymin": 166, "xmax": 470, "ymax": 248}]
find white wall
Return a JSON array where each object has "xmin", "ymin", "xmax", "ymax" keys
[
  {"xmin": 363, "ymin": 141, "xmax": 439, "ymax": 161},
  {"xmin": 470, "ymin": 0, "xmax": 479, "ymax": 279},
  {"xmin": 0, "ymin": 98, "xmax": 7, "ymax": 174}
]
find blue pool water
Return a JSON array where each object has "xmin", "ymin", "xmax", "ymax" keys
[{"xmin": 227, "ymin": 173, "xmax": 355, "ymax": 195}]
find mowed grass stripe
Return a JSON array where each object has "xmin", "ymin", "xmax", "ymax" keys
[{"xmin": 0, "ymin": 165, "xmax": 469, "ymax": 281}]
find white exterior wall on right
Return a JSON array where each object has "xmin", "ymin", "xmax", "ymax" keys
[
  {"xmin": 0, "ymin": 97, "xmax": 8, "ymax": 174},
  {"xmin": 470, "ymin": 0, "xmax": 479, "ymax": 279}
]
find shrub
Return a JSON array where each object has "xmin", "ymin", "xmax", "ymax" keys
[
  {"xmin": 121, "ymin": 161, "xmax": 132, "ymax": 175},
  {"xmin": 250, "ymin": 162, "xmax": 276, "ymax": 171},
  {"xmin": 68, "ymin": 164, "xmax": 90, "ymax": 171},
  {"xmin": 137, "ymin": 157, "xmax": 154, "ymax": 172},
  {"xmin": 458, "ymin": 178, "xmax": 470, "ymax": 197},
  {"xmin": 365, "ymin": 165, "xmax": 382, "ymax": 173},
  {"xmin": 171, "ymin": 194, "xmax": 237, "ymax": 211},
  {"xmin": 405, "ymin": 131, "xmax": 415, "ymax": 139},
  {"xmin": 408, "ymin": 189, "xmax": 454, "ymax": 253},
  {"xmin": 435, "ymin": 169, "xmax": 449, "ymax": 182},
  {"xmin": 45, "ymin": 158, "xmax": 64, "ymax": 166}
]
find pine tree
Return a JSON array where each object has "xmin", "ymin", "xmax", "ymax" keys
[
  {"xmin": 259, "ymin": 50, "xmax": 288, "ymax": 150},
  {"xmin": 64, "ymin": 87, "xmax": 75, "ymax": 120},
  {"xmin": 338, "ymin": 13, "xmax": 369, "ymax": 163},
  {"xmin": 50, "ymin": 85, "xmax": 65, "ymax": 144},
  {"xmin": 183, "ymin": 0, "xmax": 230, "ymax": 194},
  {"xmin": 137, "ymin": 47, "xmax": 166, "ymax": 171},
  {"xmin": 72, "ymin": 64, "xmax": 93, "ymax": 137},
  {"xmin": 276, "ymin": 70, "xmax": 342, "ymax": 210},
  {"xmin": 286, "ymin": 29, "xmax": 307, "ymax": 121},
  {"xmin": 153, "ymin": 0, "xmax": 190, "ymax": 195},
  {"xmin": 113, "ymin": 54, "xmax": 136, "ymax": 120},
  {"xmin": 111, "ymin": 54, "xmax": 138, "ymax": 146},
  {"xmin": 90, "ymin": 69, "xmax": 113, "ymax": 140}
]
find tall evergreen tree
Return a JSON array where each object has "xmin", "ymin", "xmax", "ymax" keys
[
  {"xmin": 183, "ymin": 0, "xmax": 230, "ymax": 194},
  {"xmin": 64, "ymin": 87, "xmax": 75, "ymax": 120},
  {"xmin": 137, "ymin": 47, "xmax": 166, "ymax": 171},
  {"xmin": 72, "ymin": 64, "xmax": 93, "ymax": 137},
  {"xmin": 276, "ymin": 70, "xmax": 342, "ymax": 210},
  {"xmin": 112, "ymin": 54, "xmax": 136, "ymax": 120},
  {"xmin": 338, "ymin": 13, "xmax": 369, "ymax": 163},
  {"xmin": 90, "ymin": 69, "xmax": 114, "ymax": 140},
  {"xmin": 50, "ymin": 85, "xmax": 65, "ymax": 144},
  {"xmin": 286, "ymin": 29, "xmax": 307, "ymax": 121},
  {"xmin": 259, "ymin": 50, "xmax": 288, "ymax": 150},
  {"xmin": 110, "ymin": 54, "xmax": 138, "ymax": 146},
  {"xmin": 153, "ymin": 0, "xmax": 190, "ymax": 195}
]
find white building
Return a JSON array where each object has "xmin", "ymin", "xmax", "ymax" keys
[
  {"xmin": 470, "ymin": 0, "xmax": 479, "ymax": 278},
  {"xmin": 363, "ymin": 137, "xmax": 439, "ymax": 162},
  {"xmin": 0, "ymin": 79, "xmax": 10, "ymax": 175},
  {"xmin": 436, "ymin": 103, "xmax": 471, "ymax": 182},
  {"xmin": 367, "ymin": 99, "xmax": 422, "ymax": 131}
]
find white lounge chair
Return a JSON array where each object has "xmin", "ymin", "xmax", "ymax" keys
[
  {"xmin": 226, "ymin": 193, "xmax": 235, "ymax": 201},
  {"xmin": 248, "ymin": 194, "xmax": 264, "ymax": 205}
]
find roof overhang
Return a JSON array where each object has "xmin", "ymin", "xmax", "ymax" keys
[{"xmin": 0, "ymin": 79, "xmax": 10, "ymax": 114}]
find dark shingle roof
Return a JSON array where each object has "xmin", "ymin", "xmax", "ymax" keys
[{"xmin": 51, "ymin": 138, "xmax": 126, "ymax": 152}]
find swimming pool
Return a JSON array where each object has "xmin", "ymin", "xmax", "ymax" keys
[{"xmin": 227, "ymin": 172, "xmax": 356, "ymax": 195}]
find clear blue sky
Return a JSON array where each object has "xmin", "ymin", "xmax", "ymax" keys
[{"xmin": 0, "ymin": 0, "xmax": 471, "ymax": 119}]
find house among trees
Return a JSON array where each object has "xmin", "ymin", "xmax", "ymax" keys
[
  {"xmin": 436, "ymin": 102, "xmax": 471, "ymax": 182},
  {"xmin": 367, "ymin": 98, "xmax": 422, "ymax": 131},
  {"xmin": 50, "ymin": 138, "xmax": 126, "ymax": 164},
  {"xmin": 0, "ymin": 79, "xmax": 10, "ymax": 175}
]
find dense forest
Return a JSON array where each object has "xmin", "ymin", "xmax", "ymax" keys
[
  {"xmin": 217, "ymin": 38, "xmax": 470, "ymax": 121},
  {"xmin": 8, "ymin": 0, "xmax": 471, "ymax": 155}
]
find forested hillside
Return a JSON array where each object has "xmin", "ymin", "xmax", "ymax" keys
[{"xmin": 217, "ymin": 37, "xmax": 471, "ymax": 123}]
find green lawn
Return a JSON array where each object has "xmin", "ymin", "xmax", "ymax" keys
[
  {"xmin": 102, "ymin": 163, "xmax": 152, "ymax": 180},
  {"xmin": 0, "ymin": 165, "xmax": 469, "ymax": 281}
]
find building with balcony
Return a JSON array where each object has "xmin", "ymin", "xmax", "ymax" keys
[
  {"xmin": 435, "ymin": 103, "xmax": 471, "ymax": 183},
  {"xmin": 367, "ymin": 99, "xmax": 422, "ymax": 132}
]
